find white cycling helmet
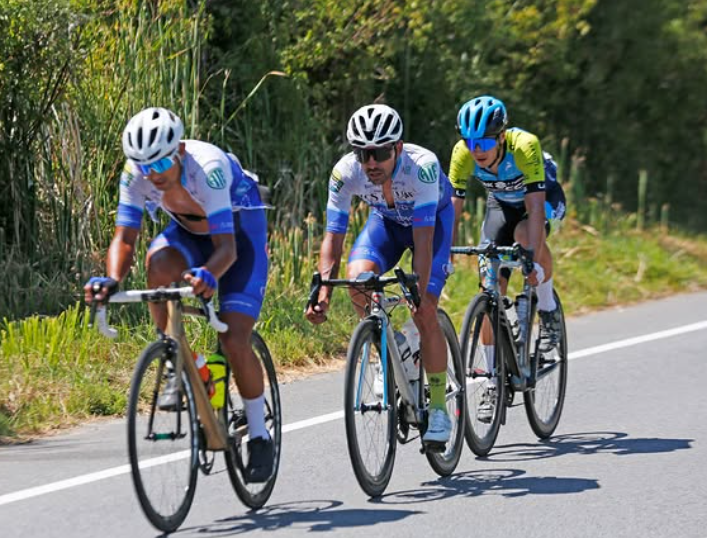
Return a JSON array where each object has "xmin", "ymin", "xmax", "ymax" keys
[
  {"xmin": 122, "ymin": 107, "xmax": 184, "ymax": 164},
  {"xmin": 346, "ymin": 104, "xmax": 403, "ymax": 148}
]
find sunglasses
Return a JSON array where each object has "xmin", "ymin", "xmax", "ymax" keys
[
  {"xmin": 353, "ymin": 145, "xmax": 395, "ymax": 163},
  {"xmin": 137, "ymin": 153, "xmax": 178, "ymax": 175},
  {"xmin": 465, "ymin": 137, "xmax": 499, "ymax": 153}
]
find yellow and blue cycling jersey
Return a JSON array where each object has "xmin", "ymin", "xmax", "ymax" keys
[{"xmin": 448, "ymin": 128, "xmax": 548, "ymax": 207}]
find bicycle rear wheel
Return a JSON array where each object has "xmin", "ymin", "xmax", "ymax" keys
[
  {"xmin": 524, "ymin": 291, "xmax": 568, "ymax": 438},
  {"xmin": 224, "ymin": 331, "xmax": 282, "ymax": 509},
  {"xmin": 460, "ymin": 294, "xmax": 506, "ymax": 457},
  {"xmin": 344, "ymin": 318, "xmax": 397, "ymax": 497},
  {"xmin": 425, "ymin": 309, "xmax": 466, "ymax": 475},
  {"xmin": 127, "ymin": 341, "xmax": 198, "ymax": 533}
]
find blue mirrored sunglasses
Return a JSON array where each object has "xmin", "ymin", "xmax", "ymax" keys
[
  {"xmin": 465, "ymin": 137, "xmax": 498, "ymax": 152},
  {"xmin": 137, "ymin": 154, "xmax": 177, "ymax": 175}
]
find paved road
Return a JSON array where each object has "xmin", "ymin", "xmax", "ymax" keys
[{"xmin": 1, "ymin": 292, "xmax": 706, "ymax": 538}]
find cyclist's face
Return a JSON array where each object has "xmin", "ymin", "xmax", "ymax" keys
[
  {"xmin": 144, "ymin": 144, "xmax": 184, "ymax": 190},
  {"xmin": 470, "ymin": 132, "xmax": 504, "ymax": 168},
  {"xmin": 357, "ymin": 141, "xmax": 401, "ymax": 185}
]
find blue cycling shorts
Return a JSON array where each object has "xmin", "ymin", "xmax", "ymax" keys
[
  {"xmin": 348, "ymin": 203, "xmax": 454, "ymax": 298},
  {"xmin": 148, "ymin": 209, "xmax": 268, "ymax": 320}
]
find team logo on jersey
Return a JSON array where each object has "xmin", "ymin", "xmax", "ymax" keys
[
  {"xmin": 206, "ymin": 168, "xmax": 227, "ymax": 189},
  {"xmin": 120, "ymin": 164, "xmax": 135, "ymax": 187},
  {"xmin": 417, "ymin": 162, "xmax": 438, "ymax": 184},
  {"xmin": 329, "ymin": 169, "xmax": 344, "ymax": 193}
]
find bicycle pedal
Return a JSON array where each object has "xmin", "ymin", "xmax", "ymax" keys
[
  {"xmin": 422, "ymin": 440, "xmax": 446, "ymax": 453},
  {"xmin": 510, "ymin": 375, "xmax": 527, "ymax": 391}
]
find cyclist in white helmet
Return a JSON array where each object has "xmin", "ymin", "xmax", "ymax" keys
[
  {"xmin": 84, "ymin": 107, "xmax": 274, "ymax": 482},
  {"xmin": 305, "ymin": 103, "xmax": 456, "ymax": 449}
]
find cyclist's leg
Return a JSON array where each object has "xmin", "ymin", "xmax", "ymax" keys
[
  {"xmin": 514, "ymin": 185, "xmax": 566, "ymax": 342},
  {"xmin": 145, "ymin": 221, "xmax": 198, "ymax": 330},
  {"xmin": 218, "ymin": 209, "xmax": 273, "ymax": 482},
  {"xmin": 346, "ymin": 211, "xmax": 406, "ymax": 318},
  {"xmin": 479, "ymin": 197, "xmax": 523, "ymax": 362}
]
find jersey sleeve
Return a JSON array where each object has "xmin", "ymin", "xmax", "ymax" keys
[
  {"xmin": 412, "ymin": 156, "xmax": 441, "ymax": 229},
  {"xmin": 447, "ymin": 140, "xmax": 475, "ymax": 197},
  {"xmin": 325, "ymin": 162, "xmax": 355, "ymax": 234},
  {"xmin": 509, "ymin": 130, "xmax": 545, "ymax": 193},
  {"xmin": 116, "ymin": 161, "xmax": 145, "ymax": 229},
  {"xmin": 199, "ymin": 158, "xmax": 235, "ymax": 234}
]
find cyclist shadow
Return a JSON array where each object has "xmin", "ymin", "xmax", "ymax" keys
[
  {"xmin": 176, "ymin": 499, "xmax": 421, "ymax": 536},
  {"xmin": 481, "ymin": 431, "xmax": 694, "ymax": 462},
  {"xmin": 374, "ymin": 468, "xmax": 600, "ymax": 503}
]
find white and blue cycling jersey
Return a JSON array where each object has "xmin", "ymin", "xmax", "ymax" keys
[
  {"xmin": 115, "ymin": 139, "xmax": 269, "ymax": 320},
  {"xmin": 326, "ymin": 143, "xmax": 453, "ymax": 233},
  {"xmin": 116, "ymin": 139, "xmax": 267, "ymax": 234}
]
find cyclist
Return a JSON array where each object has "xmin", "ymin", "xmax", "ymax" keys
[
  {"xmin": 84, "ymin": 107, "xmax": 274, "ymax": 482},
  {"xmin": 448, "ymin": 95, "xmax": 566, "ymax": 422},
  {"xmin": 305, "ymin": 104, "xmax": 455, "ymax": 449}
]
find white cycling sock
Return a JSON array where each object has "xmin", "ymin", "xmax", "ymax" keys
[
  {"xmin": 536, "ymin": 278, "xmax": 557, "ymax": 312},
  {"xmin": 482, "ymin": 345, "xmax": 497, "ymax": 388},
  {"xmin": 243, "ymin": 394, "xmax": 269, "ymax": 441}
]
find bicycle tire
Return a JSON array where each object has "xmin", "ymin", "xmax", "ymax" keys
[
  {"xmin": 224, "ymin": 331, "xmax": 282, "ymax": 509},
  {"xmin": 460, "ymin": 293, "xmax": 506, "ymax": 457},
  {"xmin": 344, "ymin": 317, "xmax": 397, "ymax": 497},
  {"xmin": 524, "ymin": 291, "xmax": 568, "ymax": 438},
  {"xmin": 127, "ymin": 340, "xmax": 199, "ymax": 533},
  {"xmin": 425, "ymin": 309, "xmax": 466, "ymax": 475}
]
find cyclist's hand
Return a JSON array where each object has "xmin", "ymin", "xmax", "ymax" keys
[
  {"xmin": 84, "ymin": 276, "xmax": 118, "ymax": 304},
  {"xmin": 527, "ymin": 262, "xmax": 545, "ymax": 287},
  {"xmin": 185, "ymin": 267, "xmax": 217, "ymax": 299},
  {"xmin": 305, "ymin": 300, "xmax": 329, "ymax": 325}
]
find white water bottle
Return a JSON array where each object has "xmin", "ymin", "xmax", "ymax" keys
[{"xmin": 400, "ymin": 318, "xmax": 420, "ymax": 381}]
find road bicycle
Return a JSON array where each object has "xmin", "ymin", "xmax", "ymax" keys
[
  {"xmin": 306, "ymin": 267, "xmax": 466, "ymax": 497},
  {"xmin": 89, "ymin": 284, "xmax": 281, "ymax": 533},
  {"xmin": 451, "ymin": 242, "xmax": 568, "ymax": 457}
]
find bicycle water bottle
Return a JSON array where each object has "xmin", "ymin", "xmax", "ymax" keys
[
  {"xmin": 399, "ymin": 318, "xmax": 420, "ymax": 382},
  {"xmin": 515, "ymin": 294, "xmax": 529, "ymax": 344},
  {"xmin": 206, "ymin": 352, "xmax": 228, "ymax": 409},
  {"xmin": 193, "ymin": 352, "xmax": 215, "ymax": 399}
]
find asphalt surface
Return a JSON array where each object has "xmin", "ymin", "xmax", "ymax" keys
[{"xmin": 1, "ymin": 291, "xmax": 706, "ymax": 538}]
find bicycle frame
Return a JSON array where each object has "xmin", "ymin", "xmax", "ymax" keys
[
  {"xmin": 93, "ymin": 287, "xmax": 229, "ymax": 450},
  {"xmin": 452, "ymin": 243, "xmax": 537, "ymax": 390},
  {"xmin": 364, "ymin": 291, "xmax": 420, "ymax": 422},
  {"xmin": 485, "ymin": 256, "xmax": 535, "ymax": 389}
]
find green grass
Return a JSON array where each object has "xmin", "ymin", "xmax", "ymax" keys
[{"xmin": 2, "ymin": 218, "xmax": 707, "ymax": 441}]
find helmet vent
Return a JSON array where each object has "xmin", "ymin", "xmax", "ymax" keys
[{"xmin": 148, "ymin": 127, "xmax": 158, "ymax": 146}]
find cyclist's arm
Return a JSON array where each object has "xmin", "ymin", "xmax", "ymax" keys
[
  {"xmin": 448, "ymin": 140, "xmax": 474, "ymax": 246},
  {"xmin": 513, "ymin": 130, "xmax": 547, "ymax": 262},
  {"xmin": 318, "ymin": 231, "xmax": 346, "ymax": 303},
  {"xmin": 205, "ymin": 233, "xmax": 237, "ymax": 279},
  {"xmin": 107, "ymin": 226, "xmax": 139, "ymax": 282},
  {"xmin": 412, "ymin": 226, "xmax": 434, "ymax": 299},
  {"xmin": 524, "ymin": 191, "xmax": 546, "ymax": 258}
]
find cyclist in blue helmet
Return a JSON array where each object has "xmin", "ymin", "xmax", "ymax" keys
[{"xmin": 449, "ymin": 95, "xmax": 566, "ymax": 422}]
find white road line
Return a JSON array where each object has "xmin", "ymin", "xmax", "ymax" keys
[{"xmin": 1, "ymin": 319, "xmax": 706, "ymax": 507}]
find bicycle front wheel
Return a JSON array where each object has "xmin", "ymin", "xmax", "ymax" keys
[
  {"xmin": 524, "ymin": 291, "xmax": 568, "ymax": 438},
  {"xmin": 224, "ymin": 331, "xmax": 282, "ymax": 509},
  {"xmin": 425, "ymin": 309, "xmax": 466, "ymax": 476},
  {"xmin": 460, "ymin": 293, "xmax": 506, "ymax": 457},
  {"xmin": 127, "ymin": 341, "xmax": 199, "ymax": 533},
  {"xmin": 344, "ymin": 318, "xmax": 397, "ymax": 497}
]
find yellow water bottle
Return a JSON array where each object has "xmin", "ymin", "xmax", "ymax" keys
[{"xmin": 206, "ymin": 352, "xmax": 227, "ymax": 409}]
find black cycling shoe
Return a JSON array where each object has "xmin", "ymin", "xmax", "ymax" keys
[
  {"xmin": 539, "ymin": 307, "xmax": 562, "ymax": 351},
  {"xmin": 246, "ymin": 436, "xmax": 274, "ymax": 483}
]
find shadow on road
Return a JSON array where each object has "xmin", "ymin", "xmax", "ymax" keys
[
  {"xmin": 177, "ymin": 499, "xmax": 420, "ymax": 536},
  {"xmin": 483, "ymin": 431, "xmax": 694, "ymax": 462},
  {"xmin": 375, "ymin": 468, "xmax": 599, "ymax": 505}
]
